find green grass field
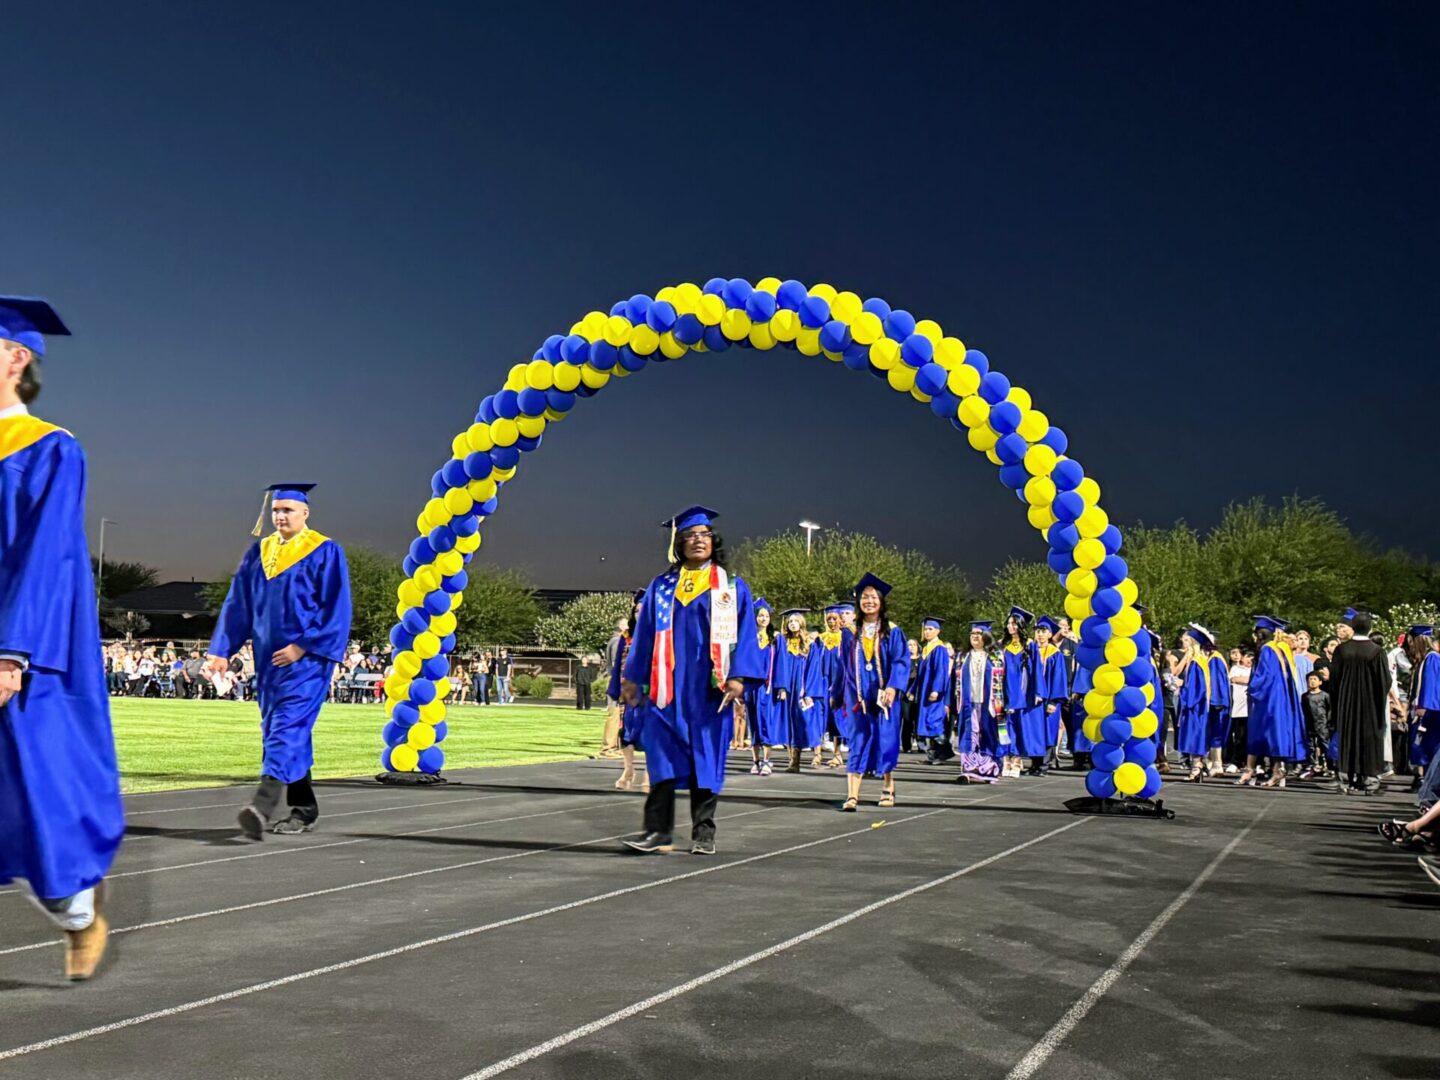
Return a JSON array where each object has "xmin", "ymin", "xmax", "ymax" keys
[{"xmin": 110, "ymin": 698, "xmax": 606, "ymax": 793}]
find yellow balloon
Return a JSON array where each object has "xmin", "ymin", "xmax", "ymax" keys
[
  {"xmin": 465, "ymin": 423, "xmax": 493, "ymax": 453},
  {"xmin": 771, "ymin": 309, "xmax": 800, "ymax": 342},
  {"xmin": 1027, "ymin": 504, "xmax": 1056, "ymax": 531},
  {"xmin": 467, "ymin": 479, "xmax": 497, "ymax": 505},
  {"xmin": 1016, "ymin": 409, "xmax": 1049, "ymax": 442},
  {"xmin": 1141, "ymin": 681, "xmax": 1156, "ymax": 705},
  {"xmin": 436, "ymin": 550, "xmax": 463, "ymax": 576},
  {"xmin": 674, "ymin": 282, "xmax": 702, "ymax": 310},
  {"xmin": 433, "ymin": 677, "xmax": 451, "ymax": 700},
  {"xmin": 406, "ymin": 723, "xmax": 437, "ymax": 751},
  {"xmin": 630, "ymin": 325, "xmax": 660, "ymax": 355},
  {"xmin": 451, "ymin": 433, "xmax": 470, "ymax": 460},
  {"xmin": 394, "ymin": 651, "xmax": 421, "ymax": 679},
  {"xmin": 747, "ymin": 323, "xmax": 775, "ymax": 351},
  {"xmin": 1084, "ymin": 690, "xmax": 1115, "ymax": 718},
  {"xmin": 808, "ymin": 282, "xmax": 838, "ymax": 302},
  {"xmin": 492, "ymin": 465, "xmax": 517, "ymax": 482},
  {"xmin": 985, "ymin": 448, "xmax": 1003, "ymax": 466},
  {"xmin": 1129, "ymin": 709, "xmax": 1159, "ymax": 739},
  {"xmin": 914, "ymin": 318, "xmax": 943, "ymax": 343},
  {"xmin": 385, "ymin": 678, "xmax": 411, "ymax": 704},
  {"xmin": 1006, "ymin": 386, "xmax": 1032, "ymax": 411},
  {"xmin": 1075, "ymin": 477, "xmax": 1102, "ymax": 505},
  {"xmin": 1110, "ymin": 607, "xmax": 1142, "ymax": 637},
  {"xmin": 753, "ymin": 276, "xmax": 782, "ymax": 295},
  {"xmin": 490, "ymin": 418, "xmax": 519, "ymax": 447},
  {"xmin": 696, "ymin": 293, "xmax": 726, "ymax": 326},
  {"xmin": 887, "ymin": 365, "xmax": 917, "ymax": 393},
  {"xmin": 424, "ymin": 497, "xmax": 451, "ymax": 528},
  {"xmin": 579, "ymin": 365, "xmax": 610, "ymax": 389},
  {"xmin": 1093, "ymin": 664, "xmax": 1125, "ymax": 695},
  {"xmin": 1114, "ymin": 762, "xmax": 1146, "ymax": 795},
  {"xmin": 553, "ymin": 361, "xmax": 582, "ymax": 391},
  {"xmin": 660, "ymin": 331, "xmax": 689, "ymax": 359},
  {"xmin": 830, "ymin": 290, "xmax": 863, "ymax": 323},
  {"xmin": 957, "ymin": 397, "xmax": 991, "ymax": 429},
  {"xmin": 1074, "ymin": 538, "xmax": 1106, "ymax": 569},
  {"xmin": 1082, "ymin": 715, "xmax": 1105, "ymax": 743},
  {"xmin": 795, "ymin": 327, "xmax": 822, "ymax": 356},
  {"xmin": 1066, "ymin": 568, "xmax": 1098, "ymax": 598},
  {"xmin": 1024, "ymin": 476, "xmax": 1056, "ymax": 507},
  {"xmin": 946, "ymin": 364, "xmax": 980, "ymax": 397},
  {"xmin": 603, "ymin": 315, "xmax": 632, "ymax": 346},
  {"xmin": 935, "ymin": 336, "xmax": 966, "ymax": 370},
  {"xmin": 967, "ymin": 424, "xmax": 999, "ymax": 452},
  {"xmin": 869, "ymin": 338, "xmax": 900, "ymax": 371},
  {"xmin": 910, "ymin": 387, "xmax": 933, "ymax": 404},
  {"xmin": 1105, "ymin": 636, "xmax": 1139, "ymax": 667},
  {"xmin": 851, "ymin": 311, "xmax": 883, "ymax": 345},
  {"xmin": 505, "ymin": 363, "xmax": 528, "ymax": 392},
  {"xmin": 430, "ymin": 611, "xmax": 457, "ymax": 637},
  {"xmin": 516, "ymin": 415, "xmax": 546, "ymax": 439},
  {"xmin": 1076, "ymin": 506, "xmax": 1109, "ymax": 539},
  {"xmin": 413, "ymin": 632, "xmax": 440, "ymax": 660},
  {"xmin": 414, "ymin": 565, "xmax": 440, "ymax": 592},
  {"xmin": 390, "ymin": 745, "xmax": 420, "ymax": 772},
  {"xmin": 525, "ymin": 359, "xmax": 554, "ymax": 390},
  {"xmin": 1024, "ymin": 444, "xmax": 1058, "ymax": 476},
  {"xmin": 720, "ymin": 309, "xmax": 752, "ymax": 342},
  {"xmin": 1116, "ymin": 578, "xmax": 1139, "ymax": 607},
  {"xmin": 397, "ymin": 580, "xmax": 424, "ymax": 608},
  {"xmin": 419, "ymin": 700, "xmax": 446, "ymax": 724},
  {"xmin": 443, "ymin": 488, "xmax": 473, "ymax": 517},
  {"xmin": 455, "ymin": 533, "xmax": 482, "ymax": 554},
  {"xmin": 449, "ymin": 590, "xmax": 464, "ymax": 610},
  {"xmin": 580, "ymin": 311, "xmax": 608, "ymax": 340},
  {"xmin": 1064, "ymin": 592, "xmax": 1093, "ymax": 621}
]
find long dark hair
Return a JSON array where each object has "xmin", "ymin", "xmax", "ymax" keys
[
  {"xmin": 1254, "ymin": 627, "xmax": 1274, "ymax": 647},
  {"xmin": 1004, "ymin": 615, "xmax": 1025, "ymax": 645},
  {"xmin": 1406, "ymin": 633, "xmax": 1432, "ymax": 668},
  {"xmin": 18, "ymin": 356, "xmax": 40, "ymax": 404},
  {"xmin": 667, "ymin": 530, "xmax": 727, "ymax": 572},
  {"xmin": 856, "ymin": 591, "xmax": 889, "ymax": 633}
]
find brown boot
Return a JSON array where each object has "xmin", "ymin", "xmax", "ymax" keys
[
  {"xmin": 786, "ymin": 747, "xmax": 802, "ymax": 774},
  {"xmin": 63, "ymin": 884, "xmax": 109, "ymax": 982}
]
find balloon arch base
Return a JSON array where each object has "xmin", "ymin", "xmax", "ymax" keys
[
  {"xmin": 1064, "ymin": 795, "xmax": 1175, "ymax": 820},
  {"xmin": 375, "ymin": 770, "xmax": 450, "ymax": 787}
]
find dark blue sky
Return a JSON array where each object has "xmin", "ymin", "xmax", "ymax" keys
[{"xmin": 7, "ymin": 3, "xmax": 1437, "ymax": 589}]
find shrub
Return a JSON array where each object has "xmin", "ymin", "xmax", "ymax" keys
[
  {"xmin": 526, "ymin": 675, "xmax": 554, "ymax": 700},
  {"xmin": 510, "ymin": 673, "xmax": 534, "ymax": 698},
  {"xmin": 592, "ymin": 675, "xmax": 611, "ymax": 702}
]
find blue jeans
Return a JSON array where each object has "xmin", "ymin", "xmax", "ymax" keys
[
  {"xmin": 472, "ymin": 674, "xmax": 488, "ymax": 704},
  {"xmin": 1419, "ymin": 759, "xmax": 1440, "ymax": 811},
  {"xmin": 496, "ymin": 676, "xmax": 510, "ymax": 703}
]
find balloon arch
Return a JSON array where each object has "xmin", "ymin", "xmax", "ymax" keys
[{"xmin": 377, "ymin": 277, "xmax": 1163, "ymax": 801}]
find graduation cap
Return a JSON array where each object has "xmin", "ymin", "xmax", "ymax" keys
[
  {"xmin": 1184, "ymin": 622, "xmax": 1215, "ymax": 649},
  {"xmin": 661, "ymin": 505, "xmax": 719, "ymax": 563},
  {"xmin": 853, "ymin": 572, "xmax": 892, "ymax": 598},
  {"xmin": 632, "ymin": 588, "xmax": 647, "ymax": 602},
  {"xmin": 1253, "ymin": 615, "xmax": 1287, "ymax": 632},
  {"xmin": 970, "ymin": 620, "xmax": 994, "ymax": 633},
  {"xmin": 780, "ymin": 607, "xmax": 809, "ymax": 620},
  {"xmin": 753, "ymin": 597, "xmax": 772, "ymax": 611},
  {"xmin": 1339, "ymin": 607, "xmax": 1358, "ymax": 625},
  {"xmin": 1035, "ymin": 615, "xmax": 1060, "ymax": 634},
  {"xmin": 823, "ymin": 603, "xmax": 846, "ymax": 616},
  {"xmin": 1009, "ymin": 605, "xmax": 1034, "ymax": 627},
  {"xmin": 922, "ymin": 616, "xmax": 945, "ymax": 630},
  {"xmin": 0, "ymin": 296, "xmax": 70, "ymax": 356},
  {"xmin": 253, "ymin": 483, "xmax": 316, "ymax": 537},
  {"xmin": 1408, "ymin": 624, "xmax": 1435, "ymax": 638}
]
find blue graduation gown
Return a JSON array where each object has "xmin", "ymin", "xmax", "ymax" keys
[
  {"xmin": 1408, "ymin": 651, "xmax": 1440, "ymax": 768},
  {"xmin": 780, "ymin": 639, "xmax": 826, "ymax": 748},
  {"xmin": 1206, "ymin": 654, "xmax": 1232, "ymax": 749},
  {"xmin": 839, "ymin": 623, "xmax": 911, "ymax": 775},
  {"xmin": 1004, "ymin": 642, "xmax": 1045, "ymax": 758},
  {"xmin": 743, "ymin": 632, "xmax": 787, "ymax": 747},
  {"xmin": 1035, "ymin": 644, "xmax": 1068, "ymax": 747},
  {"xmin": 1070, "ymin": 664, "xmax": 1095, "ymax": 752},
  {"xmin": 0, "ymin": 419, "xmax": 123, "ymax": 899},
  {"xmin": 623, "ymin": 570, "xmax": 763, "ymax": 793},
  {"xmin": 916, "ymin": 641, "xmax": 953, "ymax": 738},
  {"xmin": 607, "ymin": 633, "xmax": 655, "ymax": 746},
  {"xmin": 1246, "ymin": 642, "xmax": 1304, "ymax": 761},
  {"xmin": 1175, "ymin": 658, "xmax": 1211, "ymax": 756},
  {"xmin": 955, "ymin": 648, "xmax": 1006, "ymax": 757},
  {"xmin": 210, "ymin": 532, "xmax": 352, "ymax": 783}
]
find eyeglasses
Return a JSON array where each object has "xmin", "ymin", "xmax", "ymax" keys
[{"xmin": 681, "ymin": 530, "xmax": 715, "ymax": 541}]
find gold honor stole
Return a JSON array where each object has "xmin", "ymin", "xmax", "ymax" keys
[
  {"xmin": 0, "ymin": 415, "xmax": 64, "ymax": 463},
  {"xmin": 260, "ymin": 529, "xmax": 330, "ymax": 580}
]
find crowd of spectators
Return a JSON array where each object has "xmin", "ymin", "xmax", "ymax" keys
[{"xmin": 104, "ymin": 642, "xmax": 253, "ymax": 700}]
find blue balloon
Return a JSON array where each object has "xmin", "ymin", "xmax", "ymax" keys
[
  {"xmin": 722, "ymin": 278, "xmax": 753, "ymax": 308},
  {"xmin": 423, "ymin": 590, "xmax": 451, "ymax": 616},
  {"xmin": 995, "ymin": 432, "xmax": 1028, "ymax": 464},
  {"xmin": 608, "ymin": 300, "xmax": 628, "ymax": 317},
  {"xmin": 776, "ymin": 280, "xmax": 808, "ymax": 310},
  {"xmin": 428, "ymin": 526, "xmax": 456, "ymax": 554},
  {"xmin": 833, "ymin": 343, "xmax": 864, "ymax": 371},
  {"xmin": 1092, "ymin": 743, "xmax": 1125, "ymax": 771},
  {"xmin": 476, "ymin": 496, "xmax": 499, "ymax": 515},
  {"xmin": 1099, "ymin": 716, "xmax": 1134, "ymax": 744},
  {"xmin": 1040, "ymin": 426, "xmax": 1069, "ymax": 455},
  {"xmin": 560, "ymin": 333, "xmax": 589, "ymax": 365},
  {"xmin": 702, "ymin": 325, "xmax": 731, "ymax": 351},
  {"xmin": 490, "ymin": 446, "xmax": 520, "ymax": 469},
  {"xmin": 463, "ymin": 451, "xmax": 493, "ymax": 480},
  {"xmin": 1124, "ymin": 658, "xmax": 1156, "ymax": 687},
  {"xmin": 900, "ymin": 333, "xmax": 934, "ymax": 367},
  {"xmin": 421, "ymin": 656, "xmax": 449, "ymax": 680},
  {"xmin": 541, "ymin": 334, "xmax": 565, "ymax": 363},
  {"xmin": 442, "ymin": 569, "xmax": 469, "ymax": 592},
  {"xmin": 1091, "ymin": 588, "xmax": 1123, "ymax": 618},
  {"xmin": 401, "ymin": 608, "xmax": 429, "ymax": 635},
  {"xmin": 1086, "ymin": 768, "xmax": 1118, "ymax": 799},
  {"xmin": 645, "ymin": 300, "xmax": 677, "ymax": 333},
  {"xmin": 964, "ymin": 349, "xmax": 990, "ymax": 376},
  {"xmin": 389, "ymin": 625, "xmax": 413, "ymax": 652},
  {"xmin": 574, "ymin": 383, "xmax": 597, "ymax": 399},
  {"xmin": 914, "ymin": 362, "xmax": 946, "ymax": 396},
  {"xmin": 988, "ymin": 401, "xmax": 1022, "ymax": 435},
  {"xmin": 616, "ymin": 345, "xmax": 646, "ymax": 372},
  {"xmin": 998, "ymin": 463, "xmax": 1029, "ymax": 490},
  {"xmin": 1096, "ymin": 555, "xmax": 1128, "ymax": 587},
  {"xmin": 978, "ymin": 371, "xmax": 1011, "ymax": 404},
  {"xmin": 1124, "ymin": 737, "xmax": 1157, "ymax": 768},
  {"xmin": 382, "ymin": 721, "xmax": 407, "ymax": 747},
  {"xmin": 440, "ymin": 633, "xmax": 456, "ymax": 654},
  {"xmin": 673, "ymin": 313, "xmax": 704, "ymax": 345},
  {"xmin": 477, "ymin": 396, "xmax": 498, "ymax": 424},
  {"xmin": 1052, "ymin": 490, "xmax": 1086, "ymax": 523},
  {"xmin": 702, "ymin": 277, "xmax": 727, "ymax": 296},
  {"xmin": 1099, "ymin": 525, "xmax": 1124, "ymax": 555},
  {"xmin": 588, "ymin": 340, "xmax": 618, "ymax": 369},
  {"xmin": 862, "ymin": 296, "xmax": 892, "ymax": 319},
  {"xmin": 380, "ymin": 746, "xmax": 396, "ymax": 771},
  {"xmin": 1113, "ymin": 686, "xmax": 1146, "ymax": 718},
  {"xmin": 409, "ymin": 679, "xmax": 437, "ymax": 706},
  {"xmin": 744, "ymin": 290, "xmax": 777, "ymax": 322},
  {"xmin": 495, "ymin": 389, "xmax": 521, "ymax": 420},
  {"xmin": 517, "ymin": 387, "xmax": 548, "ymax": 416},
  {"xmin": 798, "ymin": 295, "xmax": 830, "ymax": 329},
  {"xmin": 1052, "ymin": 458, "xmax": 1085, "ymax": 491},
  {"xmin": 402, "ymin": 556, "xmax": 418, "ymax": 578},
  {"xmin": 408, "ymin": 537, "xmax": 434, "ymax": 565},
  {"xmin": 929, "ymin": 388, "xmax": 960, "ymax": 418},
  {"xmin": 1075, "ymin": 643, "xmax": 1106, "ymax": 670},
  {"xmin": 545, "ymin": 389, "xmax": 576, "ymax": 413},
  {"xmin": 1079, "ymin": 616, "xmax": 1113, "ymax": 646},
  {"xmin": 433, "ymin": 721, "xmax": 449, "ymax": 743},
  {"xmin": 1138, "ymin": 766, "xmax": 1163, "ymax": 798},
  {"xmin": 882, "ymin": 309, "xmax": 916, "ymax": 341},
  {"xmin": 1047, "ymin": 549, "xmax": 1077, "ymax": 575},
  {"xmin": 625, "ymin": 293, "xmax": 653, "ymax": 323},
  {"xmin": 392, "ymin": 701, "xmax": 420, "ymax": 726},
  {"xmin": 819, "ymin": 320, "xmax": 852, "ymax": 353},
  {"xmin": 418, "ymin": 746, "xmax": 444, "ymax": 774},
  {"xmin": 1050, "ymin": 522, "xmax": 1081, "ymax": 551},
  {"xmin": 430, "ymin": 470, "xmax": 447, "ymax": 497},
  {"xmin": 516, "ymin": 434, "xmax": 542, "ymax": 453},
  {"xmin": 950, "ymin": 417, "xmax": 967, "ymax": 433}
]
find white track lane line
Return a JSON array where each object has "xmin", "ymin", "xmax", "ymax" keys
[
  {"xmin": 460, "ymin": 816, "xmax": 1092, "ymax": 1079},
  {"xmin": 1003, "ymin": 804, "xmax": 1272, "ymax": 1080},
  {"xmin": 0, "ymin": 807, "xmax": 952, "ymax": 1061},
  {"xmin": 0, "ymin": 806, "xmax": 780, "ymax": 958}
]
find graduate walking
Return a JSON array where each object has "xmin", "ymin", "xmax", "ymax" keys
[
  {"xmin": 1032, "ymin": 615, "xmax": 1068, "ymax": 774},
  {"xmin": 621, "ymin": 506, "xmax": 763, "ymax": 854},
  {"xmin": 1238, "ymin": 616, "xmax": 1305, "ymax": 789},
  {"xmin": 778, "ymin": 608, "xmax": 826, "ymax": 771},
  {"xmin": 838, "ymin": 574, "xmax": 911, "ymax": 810},
  {"xmin": 1175, "ymin": 625, "xmax": 1214, "ymax": 781},
  {"xmin": 819, "ymin": 603, "xmax": 853, "ymax": 767},
  {"xmin": 0, "ymin": 297, "xmax": 123, "ymax": 981},
  {"xmin": 917, "ymin": 618, "xmax": 955, "ymax": 764},
  {"xmin": 1330, "ymin": 610, "xmax": 1392, "ymax": 795},
  {"xmin": 744, "ymin": 599, "xmax": 784, "ymax": 776},
  {"xmin": 209, "ymin": 484, "xmax": 352, "ymax": 838},
  {"xmin": 608, "ymin": 591, "xmax": 652, "ymax": 792},
  {"xmin": 954, "ymin": 621, "xmax": 1005, "ymax": 782}
]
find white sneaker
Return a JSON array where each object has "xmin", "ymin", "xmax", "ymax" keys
[
  {"xmin": 822, "ymin": 738, "xmax": 835, "ymax": 753},
  {"xmin": 749, "ymin": 761, "xmax": 762, "ymax": 775},
  {"xmin": 760, "ymin": 760, "xmax": 773, "ymax": 776},
  {"xmin": 1224, "ymin": 764, "xmax": 1238, "ymax": 774}
]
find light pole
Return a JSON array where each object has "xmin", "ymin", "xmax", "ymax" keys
[
  {"xmin": 798, "ymin": 519, "xmax": 821, "ymax": 557},
  {"xmin": 97, "ymin": 518, "xmax": 116, "ymax": 597}
]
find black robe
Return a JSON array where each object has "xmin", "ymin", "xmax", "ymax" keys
[{"xmin": 1331, "ymin": 637, "xmax": 1391, "ymax": 779}]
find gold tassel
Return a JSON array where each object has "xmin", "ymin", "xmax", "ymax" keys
[
  {"xmin": 252, "ymin": 490, "xmax": 270, "ymax": 538},
  {"xmin": 667, "ymin": 520, "xmax": 678, "ymax": 565}
]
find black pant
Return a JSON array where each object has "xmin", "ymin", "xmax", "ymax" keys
[
  {"xmin": 576, "ymin": 682, "xmax": 592, "ymax": 710},
  {"xmin": 256, "ymin": 771, "xmax": 319, "ymax": 823},
  {"xmin": 643, "ymin": 780, "xmax": 717, "ymax": 842}
]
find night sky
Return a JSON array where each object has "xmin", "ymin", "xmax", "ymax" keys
[{"xmin": 7, "ymin": 3, "xmax": 1437, "ymax": 590}]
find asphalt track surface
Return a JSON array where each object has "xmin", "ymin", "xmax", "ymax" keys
[{"xmin": 1, "ymin": 755, "xmax": 1436, "ymax": 1080}]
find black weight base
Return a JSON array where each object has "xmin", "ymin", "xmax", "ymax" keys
[
  {"xmin": 374, "ymin": 770, "xmax": 449, "ymax": 786},
  {"xmin": 1064, "ymin": 795, "xmax": 1175, "ymax": 819}
]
